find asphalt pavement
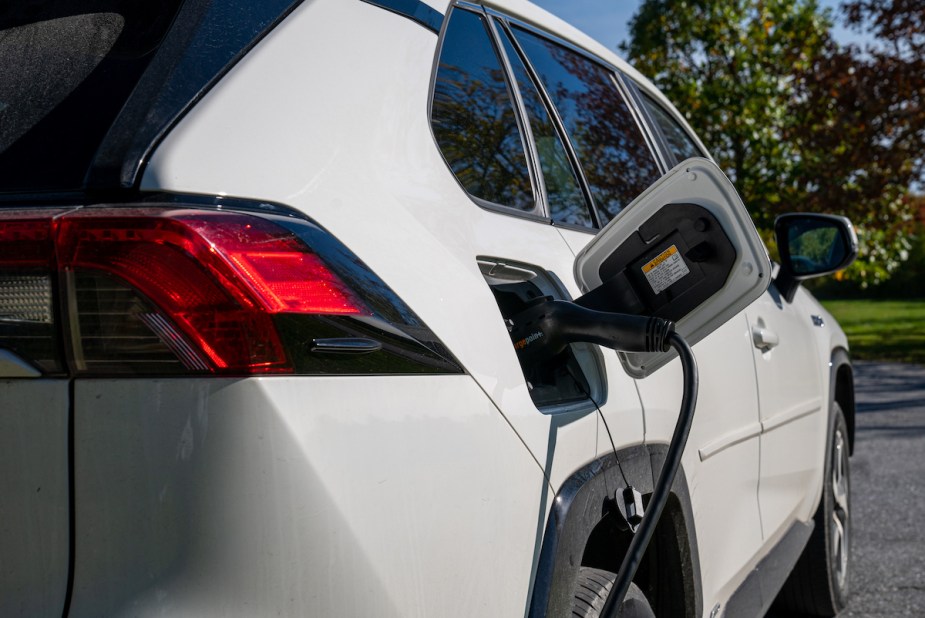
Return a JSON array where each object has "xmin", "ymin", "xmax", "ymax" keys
[{"xmin": 843, "ymin": 361, "xmax": 925, "ymax": 617}]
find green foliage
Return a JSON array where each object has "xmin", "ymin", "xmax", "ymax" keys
[
  {"xmin": 785, "ymin": 1, "xmax": 924, "ymax": 284},
  {"xmin": 624, "ymin": 0, "xmax": 924, "ymax": 285},
  {"xmin": 624, "ymin": 0, "xmax": 831, "ymax": 212}
]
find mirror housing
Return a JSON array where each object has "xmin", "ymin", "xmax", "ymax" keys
[
  {"xmin": 574, "ymin": 158, "xmax": 770, "ymax": 378},
  {"xmin": 774, "ymin": 213, "xmax": 858, "ymax": 303}
]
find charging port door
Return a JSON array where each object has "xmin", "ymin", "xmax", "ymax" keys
[{"xmin": 574, "ymin": 158, "xmax": 770, "ymax": 378}]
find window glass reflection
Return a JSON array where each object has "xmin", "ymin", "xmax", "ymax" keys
[
  {"xmin": 788, "ymin": 222, "xmax": 844, "ymax": 274},
  {"xmin": 512, "ymin": 27, "xmax": 660, "ymax": 224},
  {"xmin": 497, "ymin": 28, "xmax": 592, "ymax": 227},
  {"xmin": 431, "ymin": 10, "xmax": 533, "ymax": 211}
]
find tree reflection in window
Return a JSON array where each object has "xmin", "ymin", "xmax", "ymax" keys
[
  {"xmin": 431, "ymin": 10, "xmax": 534, "ymax": 211},
  {"xmin": 512, "ymin": 27, "xmax": 661, "ymax": 224},
  {"xmin": 497, "ymin": 28, "xmax": 592, "ymax": 227}
]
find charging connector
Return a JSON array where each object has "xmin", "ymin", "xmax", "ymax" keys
[{"xmin": 508, "ymin": 299, "xmax": 674, "ymax": 367}]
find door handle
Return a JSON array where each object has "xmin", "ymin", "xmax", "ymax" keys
[{"xmin": 752, "ymin": 324, "xmax": 779, "ymax": 350}]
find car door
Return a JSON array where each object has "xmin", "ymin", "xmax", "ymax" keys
[
  {"xmin": 497, "ymin": 13, "xmax": 768, "ymax": 605},
  {"xmin": 747, "ymin": 283, "xmax": 827, "ymax": 540},
  {"xmin": 634, "ymin": 312, "xmax": 765, "ymax": 599},
  {"xmin": 612, "ymin": 87, "xmax": 768, "ymax": 600},
  {"xmin": 488, "ymin": 10, "xmax": 671, "ymax": 462},
  {"xmin": 638, "ymin": 80, "xmax": 827, "ymax": 546}
]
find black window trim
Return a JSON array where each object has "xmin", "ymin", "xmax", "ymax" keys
[
  {"xmin": 359, "ymin": 0, "xmax": 444, "ymax": 34},
  {"xmin": 487, "ymin": 11, "xmax": 670, "ymax": 182},
  {"xmin": 614, "ymin": 70, "xmax": 674, "ymax": 176},
  {"xmin": 494, "ymin": 12, "xmax": 611, "ymax": 230},
  {"xmin": 627, "ymin": 78, "xmax": 710, "ymax": 167},
  {"xmin": 483, "ymin": 12, "xmax": 549, "ymax": 220},
  {"xmin": 622, "ymin": 77, "xmax": 677, "ymax": 168}
]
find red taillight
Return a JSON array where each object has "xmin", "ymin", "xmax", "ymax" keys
[
  {"xmin": 225, "ymin": 251, "xmax": 365, "ymax": 314},
  {"xmin": 54, "ymin": 209, "xmax": 369, "ymax": 374},
  {"xmin": 0, "ymin": 213, "xmax": 64, "ymax": 373},
  {"xmin": 177, "ymin": 213, "xmax": 369, "ymax": 315},
  {"xmin": 0, "ymin": 215, "xmax": 55, "ymax": 267},
  {"xmin": 0, "ymin": 203, "xmax": 459, "ymax": 377}
]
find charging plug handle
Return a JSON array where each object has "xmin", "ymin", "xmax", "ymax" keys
[{"xmin": 508, "ymin": 299, "xmax": 674, "ymax": 364}]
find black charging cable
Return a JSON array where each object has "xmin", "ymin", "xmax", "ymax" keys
[{"xmin": 599, "ymin": 330, "xmax": 699, "ymax": 617}]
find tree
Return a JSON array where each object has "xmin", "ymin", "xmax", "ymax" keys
[
  {"xmin": 624, "ymin": 0, "xmax": 924, "ymax": 285},
  {"xmin": 624, "ymin": 0, "xmax": 831, "ymax": 217},
  {"xmin": 786, "ymin": 0, "xmax": 924, "ymax": 283}
]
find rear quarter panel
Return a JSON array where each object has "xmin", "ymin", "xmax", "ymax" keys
[{"xmin": 68, "ymin": 376, "xmax": 545, "ymax": 617}]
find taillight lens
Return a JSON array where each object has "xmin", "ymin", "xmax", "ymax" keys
[
  {"xmin": 0, "ymin": 212, "xmax": 64, "ymax": 373},
  {"xmin": 58, "ymin": 209, "xmax": 370, "ymax": 374},
  {"xmin": 0, "ymin": 203, "xmax": 460, "ymax": 376}
]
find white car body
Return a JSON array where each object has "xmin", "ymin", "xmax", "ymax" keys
[{"xmin": 0, "ymin": 0, "xmax": 854, "ymax": 616}]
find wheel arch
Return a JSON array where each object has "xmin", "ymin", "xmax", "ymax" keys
[
  {"xmin": 527, "ymin": 444, "xmax": 702, "ymax": 618},
  {"xmin": 830, "ymin": 347, "xmax": 855, "ymax": 454}
]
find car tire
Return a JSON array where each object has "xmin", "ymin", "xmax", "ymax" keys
[
  {"xmin": 774, "ymin": 401, "xmax": 850, "ymax": 616},
  {"xmin": 572, "ymin": 567, "xmax": 655, "ymax": 618}
]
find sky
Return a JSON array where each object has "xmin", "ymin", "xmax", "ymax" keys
[{"xmin": 530, "ymin": 0, "xmax": 872, "ymax": 55}]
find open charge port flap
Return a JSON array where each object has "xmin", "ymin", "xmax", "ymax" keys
[
  {"xmin": 477, "ymin": 258, "xmax": 605, "ymax": 413},
  {"xmin": 578, "ymin": 203, "xmax": 735, "ymax": 323}
]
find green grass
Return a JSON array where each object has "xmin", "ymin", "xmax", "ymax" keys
[{"xmin": 820, "ymin": 299, "xmax": 925, "ymax": 364}]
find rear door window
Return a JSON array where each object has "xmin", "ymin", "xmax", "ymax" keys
[
  {"xmin": 431, "ymin": 9, "xmax": 535, "ymax": 212},
  {"xmin": 496, "ymin": 27, "xmax": 593, "ymax": 228},
  {"xmin": 639, "ymin": 92, "xmax": 706, "ymax": 163},
  {"xmin": 511, "ymin": 27, "xmax": 661, "ymax": 225}
]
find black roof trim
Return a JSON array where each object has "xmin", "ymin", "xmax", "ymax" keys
[{"xmin": 360, "ymin": 0, "xmax": 444, "ymax": 34}]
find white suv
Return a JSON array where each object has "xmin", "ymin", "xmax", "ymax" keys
[{"xmin": 0, "ymin": 1, "xmax": 857, "ymax": 616}]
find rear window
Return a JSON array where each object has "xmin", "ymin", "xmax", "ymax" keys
[
  {"xmin": 510, "ymin": 26, "xmax": 662, "ymax": 225},
  {"xmin": 0, "ymin": 0, "xmax": 302, "ymax": 195},
  {"xmin": 0, "ymin": 2, "xmax": 184, "ymax": 193}
]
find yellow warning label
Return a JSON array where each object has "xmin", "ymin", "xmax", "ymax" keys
[
  {"xmin": 642, "ymin": 245, "xmax": 679, "ymax": 274},
  {"xmin": 641, "ymin": 245, "xmax": 690, "ymax": 295}
]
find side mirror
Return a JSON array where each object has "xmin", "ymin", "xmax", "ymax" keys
[
  {"xmin": 774, "ymin": 213, "xmax": 858, "ymax": 303},
  {"xmin": 574, "ymin": 158, "xmax": 770, "ymax": 377}
]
